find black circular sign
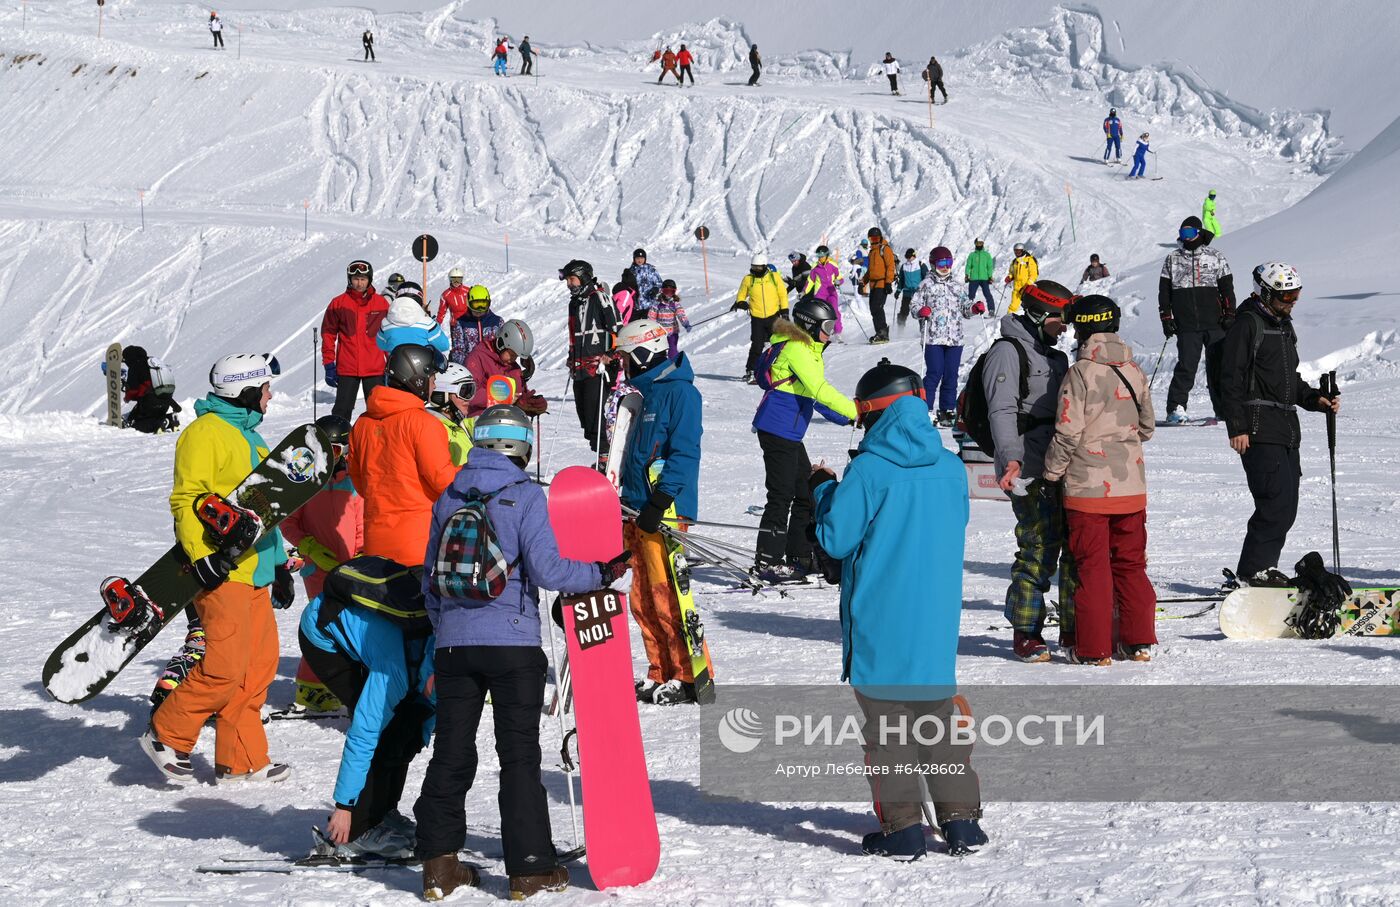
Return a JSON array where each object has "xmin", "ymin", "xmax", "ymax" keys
[
  {"xmin": 412, "ymin": 234, "xmax": 439, "ymax": 262},
  {"xmin": 694, "ymin": 226, "xmax": 710, "ymax": 241}
]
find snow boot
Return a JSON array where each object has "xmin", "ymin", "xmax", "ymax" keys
[
  {"xmin": 651, "ymin": 679, "xmax": 697, "ymax": 706},
  {"xmin": 1065, "ymin": 647, "xmax": 1111, "ymax": 667},
  {"xmin": 510, "ymin": 865, "xmax": 568, "ymax": 899},
  {"xmin": 936, "ymin": 409, "xmax": 956, "ymax": 428},
  {"xmin": 635, "ymin": 678, "xmax": 659, "ymax": 703},
  {"xmin": 423, "ymin": 854, "xmax": 481, "ymax": 901},
  {"xmin": 941, "ymin": 818, "xmax": 988, "ymax": 856},
  {"xmin": 1115, "ymin": 643, "xmax": 1154, "ymax": 663},
  {"xmin": 861, "ymin": 824, "xmax": 925, "ymax": 861},
  {"xmin": 215, "ymin": 762, "xmax": 292, "ymax": 784},
  {"xmin": 138, "ymin": 728, "xmax": 196, "ymax": 784},
  {"xmin": 1165, "ymin": 407, "xmax": 1187, "ymax": 425},
  {"xmin": 743, "ymin": 370, "xmax": 756, "ymax": 385},
  {"xmin": 1012, "ymin": 631, "xmax": 1051, "ymax": 663}
]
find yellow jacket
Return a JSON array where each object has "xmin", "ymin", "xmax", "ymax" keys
[
  {"xmin": 1006, "ymin": 253, "xmax": 1039, "ymax": 313},
  {"xmin": 433, "ymin": 410, "xmax": 474, "ymax": 466},
  {"xmin": 737, "ymin": 270, "xmax": 790, "ymax": 318},
  {"xmin": 169, "ymin": 396, "xmax": 284, "ymax": 588}
]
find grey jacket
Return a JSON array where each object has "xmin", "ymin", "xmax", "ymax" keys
[{"xmin": 982, "ymin": 314, "xmax": 1069, "ymax": 480}]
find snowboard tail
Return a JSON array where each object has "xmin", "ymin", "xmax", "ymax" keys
[
  {"xmin": 104, "ymin": 343, "xmax": 123, "ymax": 427},
  {"xmin": 1219, "ymin": 586, "xmax": 1399, "ymax": 640}
]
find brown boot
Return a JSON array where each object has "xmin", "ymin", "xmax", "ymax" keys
[
  {"xmin": 422, "ymin": 854, "xmax": 479, "ymax": 901},
  {"xmin": 509, "ymin": 866, "xmax": 568, "ymax": 900}
]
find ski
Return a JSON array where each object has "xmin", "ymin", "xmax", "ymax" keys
[
  {"xmin": 262, "ymin": 706, "xmax": 347, "ymax": 723},
  {"xmin": 198, "ymin": 855, "xmax": 419, "ymax": 874}
]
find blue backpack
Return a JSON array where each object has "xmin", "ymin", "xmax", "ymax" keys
[{"xmin": 754, "ymin": 341, "xmax": 794, "ymax": 392}]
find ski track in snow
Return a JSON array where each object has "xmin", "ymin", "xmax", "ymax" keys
[{"xmin": 1, "ymin": 1, "xmax": 1398, "ymax": 904}]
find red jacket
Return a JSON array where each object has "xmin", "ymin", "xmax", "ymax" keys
[
  {"xmin": 465, "ymin": 340, "xmax": 525, "ymax": 416},
  {"xmin": 677, "ymin": 49, "xmax": 693, "ymax": 67},
  {"xmin": 661, "ymin": 50, "xmax": 678, "ymax": 70},
  {"xmin": 280, "ymin": 469, "xmax": 363, "ymax": 600},
  {"xmin": 321, "ymin": 288, "xmax": 390, "ymax": 377},
  {"xmin": 437, "ymin": 285, "xmax": 471, "ymax": 324}
]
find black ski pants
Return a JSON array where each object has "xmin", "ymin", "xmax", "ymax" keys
[
  {"xmin": 679, "ymin": 64, "xmax": 694, "ymax": 84},
  {"xmin": 521, "ymin": 56, "xmax": 533, "ymax": 76},
  {"xmin": 298, "ymin": 631, "xmax": 429, "ymax": 840},
  {"xmin": 414, "ymin": 646, "xmax": 556, "ymax": 876},
  {"xmin": 331, "ymin": 374, "xmax": 383, "ymax": 421},
  {"xmin": 748, "ymin": 63, "xmax": 761, "ymax": 86},
  {"xmin": 868, "ymin": 285, "xmax": 891, "ymax": 337},
  {"xmin": 572, "ymin": 372, "xmax": 610, "ymax": 456},
  {"xmin": 364, "ymin": 42, "xmax": 375, "ymax": 62},
  {"xmin": 213, "ymin": 31, "xmax": 224, "ymax": 48},
  {"xmin": 756, "ymin": 431, "xmax": 814, "ymax": 568},
  {"xmin": 887, "ymin": 74, "xmax": 899, "ymax": 94},
  {"xmin": 1167, "ymin": 327, "xmax": 1225, "ymax": 417},
  {"xmin": 929, "ymin": 79, "xmax": 947, "ymax": 103},
  {"xmin": 1237, "ymin": 443, "xmax": 1301, "ymax": 580},
  {"xmin": 746, "ymin": 313, "xmax": 780, "ymax": 374}
]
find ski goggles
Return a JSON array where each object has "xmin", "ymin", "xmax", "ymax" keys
[
  {"xmin": 346, "ymin": 260, "xmax": 372, "ymax": 276},
  {"xmin": 855, "ymin": 386, "xmax": 927, "ymax": 417},
  {"xmin": 449, "ymin": 276, "xmax": 464, "ymax": 285},
  {"xmin": 933, "ymin": 257, "xmax": 954, "ymax": 269},
  {"xmin": 1178, "ymin": 226, "xmax": 1200, "ymax": 242},
  {"xmin": 1274, "ymin": 288, "xmax": 1302, "ymax": 304},
  {"xmin": 473, "ymin": 421, "xmax": 535, "ymax": 446}
]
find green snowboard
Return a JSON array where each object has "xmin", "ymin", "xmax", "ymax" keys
[{"xmin": 43, "ymin": 423, "xmax": 332, "ymax": 704}]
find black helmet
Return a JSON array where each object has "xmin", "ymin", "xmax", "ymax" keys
[
  {"xmin": 1019, "ymin": 279, "xmax": 1074, "ymax": 325},
  {"xmin": 384, "ymin": 343, "xmax": 441, "ymax": 401},
  {"xmin": 853, "ymin": 358, "xmax": 925, "ymax": 428},
  {"xmin": 815, "ymin": 244, "xmax": 831, "ymax": 258},
  {"xmin": 632, "ymin": 248, "xmax": 647, "ymax": 260},
  {"xmin": 314, "ymin": 413, "xmax": 352, "ymax": 446},
  {"xmin": 792, "ymin": 296, "xmax": 838, "ymax": 339},
  {"xmin": 559, "ymin": 259, "xmax": 594, "ymax": 284},
  {"xmin": 1068, "ymin": 294, "xmax": 1121, "ymax": 336},
  {"xmin": 661, "ymin": 278, "xmax": 677, "ymax": 291},
  {"xmin": 347, "ymin": 259, "xmax": 373, "ymax": 285}
]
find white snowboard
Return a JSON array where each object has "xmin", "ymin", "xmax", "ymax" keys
[{"xmin": 1219, "ymin": 586, "xmax": 1399, "ymax": 640}]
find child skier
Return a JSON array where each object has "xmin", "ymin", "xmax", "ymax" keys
[
  {"xmin": 465, "ymin": 319, "xmax": 546, "ymax": 418},
  {"xmin": 804, "ymin": 245, "xmax": 844, "ymax": 335},
  {"xmin": 448, "ymin": 285, "xmax": 503, "ymax": 365},
  {"xmin": 1128, "ymin": 132, "xmax": 1153, "ymax": 179},
  {"xmin": 414, "ymin": 404, "xmax": 629, "ymax": 900},
  {"xmin": 377, "ymin": 293, "xmax": 451, "ymax": 357},
  {"xmin": 427, "ymin": 362, "xmax": 478, "ymax": 465},
  {"xmin": 649, "ymin": 279, "xmax": 691, "ymax": 358},
  {"xmin": 913, "ymin": 245, "xmax": 980, "ymax": 426}
]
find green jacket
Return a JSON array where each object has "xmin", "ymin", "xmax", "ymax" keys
[{"xmin": 964, "ymin": 248, "xmax": 996, "ymax": 282}]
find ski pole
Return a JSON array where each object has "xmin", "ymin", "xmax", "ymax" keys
[
  {"xmin": 689, "ymin": 309, "xmax": 733, "ymax": 330},
  {"xmin": 1147, "ymin": 337, "xmax": 1169, "ymax": 391},
  {"xmin": 1325, "ymin": 370, "xmax": 1341, "ymax": 572},
  {"xmin": 312, "ymin": 328, "xmax": 319, "ymax": 420},
  {"xmin": 541, "ymin": 597, "xmax": 582, "ymax": 849},
  {"xmin": 593, "ymin": 369, "xmax": 607, "ymax": 472},
  {"xmin": 662, "ymin": 515, "xmax": 765, "ymax": 533},
  {"xmin": 534, "ymin": 415, "xmax": 543, "ymax": 484}
]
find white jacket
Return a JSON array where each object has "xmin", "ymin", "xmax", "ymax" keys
[{"xmin": 883, "ymin": 59, "xmax": 900, "ymax": 76}]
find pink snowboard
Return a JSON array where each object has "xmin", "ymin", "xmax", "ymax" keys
[{"xmin": 548, "ymin": 466, "xmax": 659, "ymax": 889}]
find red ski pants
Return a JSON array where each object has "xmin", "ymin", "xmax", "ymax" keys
[{"xmin": 1064, "ymin": 509, "xmax": 1157, "ymax": 660}]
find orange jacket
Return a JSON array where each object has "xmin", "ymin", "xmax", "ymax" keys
[
  {"xmin": 661, "ymin": 50, "xmax": 677, "ymax": 70},
  {"xmin": 349, "ymin": 385, "xmax": 459, "ymax": 567},
  {"xmin": 864, "ymin": 237, "xmax": 898, "ymax": 289}
]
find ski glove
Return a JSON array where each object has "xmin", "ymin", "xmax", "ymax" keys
[
  {"xmin": 191, "ymin": 551, "xmax": 236, "ymax": 591},
  {"xmin": 520, "ymin": 356, "xmax": 536, "ymax": 382},
  {"xmin": 297, "ymin": 536, "xmax": 342, "ymax": 574},
  {"xmin": 596, "ymin": 551, "xmax": 633, "ymax": 586},
  {"xmin": 517, "ymin": 391, "xmax": 549, "ymax": 416},
  {"xmin": 324, "ymin": 363, "xmax": 339, "ymax": 388},
  {"xmin": 635, "ymin": 489, "xmax": 673, "ymax": 534},
  {"xmin": 730, "ymin": 300, "xmax": 749, "ymax": 312},
  {"xmin": 1161, "ymin": 317, "xmax": 1177, "ymax": 339},
  {"xmin": 271, "ymin": 563, "xmax": 296, "ymax": 610}
]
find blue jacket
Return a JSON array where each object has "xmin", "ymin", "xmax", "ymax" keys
[
  {"xmin": 376, "ymin": 320, "xmax": 451, "ymax": 356},
  {"xmin": 1133, "ymin": 139, "xmax": 1150, "ymax": 162},
  {"xmin": 627, "ymin": 262, "xmax": 664, "ymax": 309},
  {"xmin": 752, "ymin": 319, "xmax": 856, "ymax": 441},
  {"xmin": 812, "ymin": 395, "xmax": 968, "ymax": 699},
  {"xmin": 620, "ymin": 353, "xmax": 702, "ymax": 520},
  {"xmin": 299, "ymin": 595, "xmax": 436, "ymax": 807},
  {"xmin": 423, "ymin": 449, "xmax": 601, "ymax": 647},
  {"xmin": 1103, "ymin": 115, "xmax": 1122, "ymax": 139}
]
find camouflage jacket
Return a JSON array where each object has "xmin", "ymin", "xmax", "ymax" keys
[
  {"xmin": 1157, "ymin": 244, "xmax": 1235, "ymax": 332},
  {"xmin": 1042, "ymin": 333, "xmax": 1155, "ymax": 513}
]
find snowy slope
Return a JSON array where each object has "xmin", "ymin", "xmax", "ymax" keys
[{"xmin": 3, "ymin": 2, "xmax": 1400, "ymax": 904}]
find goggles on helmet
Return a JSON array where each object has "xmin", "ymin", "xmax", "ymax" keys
[{"xmin": 347, "ymin": 261, "xmax": 371, "ymax": 276}]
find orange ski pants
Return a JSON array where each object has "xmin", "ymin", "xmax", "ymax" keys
[{"xmin": 626, "ymin": 523, "xmax": 712, "ymax": 684}]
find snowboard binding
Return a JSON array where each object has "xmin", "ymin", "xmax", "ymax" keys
[
  {"xmin": 101, "ymin": 576, "xmax": 165, "ymax": 631},
  {"xmin": 195, "ymin": 493, "xmax": 263, "ymax": 556}
]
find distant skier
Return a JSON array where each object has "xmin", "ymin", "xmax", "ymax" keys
[
  {"xmin": 811, "ymin": 359, "xmax": 986, "ymax": 861},
  {"xmin": 113, "ymin": 345, "xmax": 182, "ymax": 433},
  {"xmin": 650, "ymin": 280, "xmax": 691, "ymax": 358},
  {"xmin": 1102, "ymin": 108, "xmax": 1122, "ymax": 163},
  {"xmin": 731, "ymin": 253, "xmax": 790, "ymax": 384},
  {"xmin": 803, "ymin": 245, "xmax": 844, "ymax": 334},
  {"xmin": 1128, "ymin": 132, "xmax": 1153, "ymax": 179},
  {"xmin": 1042, "ymin": 295, "xmax": 1157, "ymax": 665},
  {"xmin": 1081, "ymin": 253, "xmax": 1110, "ymax": 284},
  {"xmin": 964, "ymin": 237, "xmax": 995, "ymax": 313},
  {"xmin": 435, "ymin": 267, "xmax": 469, "ymax": 327},
  {"xmin": 322, "ymin": 260, "xmax": 391, "ymax": 420},
  {"xmin": 210, "ymin": 14, "xmax": 224, "ymax": 49},
  {"xmin": 493, "ymin": 37, "xmax": 511, "ymax": 76},
  {"xmin": 913, "ymin": 245, "xmax": 978, "ymax": 426},
  {"xmin": 1202, "ymin": 188, "xmax": 1221, "ymax": 235},
  {"xmin": 677, "ymin": 44, "xmax": 695, "ymax": 85},
  {"xmin": 921, "ymin": 55, "xmax": 947, "ymax": 104},
  {"xmin": 657, "ymin": 46, "xmax": 681, "ymax": 84},
  {"xmin": 385, "ymin": 272, "xmax": 406, "ymax": 298},
  {"xmin": 447, "ymin": 285, "xmax": 503, "ymax": 364},
  {"xmin": 896, "ymin": 247, "xmax": 927, "ymax": 331},
  {"xmin": 1003, "ymin": 242, "xmax": 1038, "ymax": 314},
  {"xmin": 519, "ymin": 35, "xmax": 535, "ymax": 75},
  {"xmin": 1219, "ymin": 262, "xmax": 1340, "ymax": 584},
  {"xmin": 848, "ymin": 239, "xmax": 870, "ymax": 293},
  {"xmin": 1158, "ymin": 215, "xmax": 1235, "ymax": 423},
  {"xmin": 362, "ymin": 28, "xmax": 374, "ymax": 62},
  {"xmin": 882, "ymin": 52, "xmax": 901, "ymax": 95},
  {"xmin": 747, "ymin": 43, "xmax": 762, "ymax": 86}
]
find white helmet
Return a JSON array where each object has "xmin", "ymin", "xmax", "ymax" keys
[
  {"xmin": 429, "ymin": 362, "xmax": 476, "ymax": 409},
  {"xmin": 448, "ymin": 267, "xmax": 465, "ymax": 280},
  {"xmin": 1253, "ymin": 261, "xmax": 1302, "ymax": 299},
  {"xmin": 210, "ymin": 353, "xmax": 280, "ymax": 397},
  {"xmin": 615, "ymin": 318, "xmax": 670, "ymax": 371},
  {"xmin": 750, "ymin": 253, "xmax": 768, "ymax": 268},
  {"xmin": 494, "ymin": 319, "xmax": 534, "ymax": 358}
]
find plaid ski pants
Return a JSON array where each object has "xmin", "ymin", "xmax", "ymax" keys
[{"xmin": 1004, "ymin": 479, "xmax": 1078, "ymax": 641}]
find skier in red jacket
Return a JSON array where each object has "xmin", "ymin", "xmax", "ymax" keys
[
  {"xmin": 677, "ymin": 44, "xmax": 695, "ymax": 85},
  {"xmin": 321, "ymin": 260, "xmax": 391, "ymax": 420}
]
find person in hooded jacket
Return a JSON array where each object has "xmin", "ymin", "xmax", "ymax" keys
[
  {"xmin": 1042, "ymin": 295, "xmax": 1157, "ymax": 665},
  {"xmin": 810, "ymin": 360, "xmax": 985, "ymax": 862},
  {"xmin": 1003, "ymin": 243, "xmax": 1038, "ymax": 314},
  {"xmin": 913, "ymin": 245, "xmax": 979, "ymax": 425},
  {"xmin": 323, "ymin": 259, "xmax": 391, "ymax": 420},
  {"xmin": 983, "ymin": 280, "xmax": 1078, "ymax": 663},
  {"xmin": 1202, "ymin": 189, "xmax": 1221, "ymax": 235},
  {"xmin": 751, "ymin": 297, "xmax": 857, "ymax": 582},
  {"xmin": 448, "ymin": 285, "xmax": 505, "ymax": 364},
  {"xmin": 376, "ymin": 293, "xmax": 451, "ymax": 357},
  {"xmin": 1158, "ymin": 215, "xmax": 1236, "ymax": 423},
  {"xmin": 859, "ymin": 227, "xmax": 898, "ymax": 343},
  {"xmin": 732, "ymin": 253, "xmax": 791, "ymax": 383},
  {"xmin": 414, "ymin": 405, "xmax": 629, "ymax": 901},
  {"xmin": 465, "ymin": 319, "xmax": 546, "ymax": 418},
  {"xmin": 624, "ymin": 249, "xmax": 664, "ymax": 316},
  {"xmin": 613, "ymin": 320, "xmax": 708, "ymax": 705}
]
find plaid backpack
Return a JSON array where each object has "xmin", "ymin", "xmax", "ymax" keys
[{"xmin": 433, "ymin": 483, "xmax": 522, "ymax": 600}]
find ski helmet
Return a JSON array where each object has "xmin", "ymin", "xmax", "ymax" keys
[
  {"xmin": 429, "ymin": 362, "xmax": 476, "ymax": 410},
  {"xmin": 853, "ymin": 358, "xmax": 925, "ymax": 428},
  {"xmin": 384, "ymin": 343, "xmax": 440, "ymax": 401},
  {"xmin": 1013, "ymin": 242, "xmax": 1027, "ymax": 254},
  {"xmin": 974, "ymin": 238, "xmax": 985, "ymax": 250},
  {"xmin": 314, "ymin": 413, "xmax": 353, "ymax": 469},
  {"xmin": 559, "ymin": 259, "xmax": 594, "ymax": 284},
  {"xmin": 867, "ymin": 227, "xmax": 883, "ymax": 239},
  {"xmin": 661, "ymin": 278, "xmax": 678, "ymax": 293},
  {"xmin": 792, "ymin": 295, "xmax": 838, "ymax": 339},
  {"xmin": 392, "ymin": 281, "xmax": 425, "ymax": 307},
  {"xmin": 930, "ymin": 245, "xmax": 953, "ymax": 273},
  {"xmin": 1089, "ymin": 253, "xmax": 1101, "ymax": 262},
  {"xmin": 472, "ymin": 404, "xmax": 535, "ymax": 462},
  {"xmin": 1253, "ymin": 261, "xmax": 1302, "ymax": 306},
  {"xmin": 788, "ymin": 250, "xmax": 802, "ymax": 263},
  {"xmin": 494, "ymin": 319, "xmax": 535, "ymax": 359},
  {"xmin": 448, "ymin": 267, "xmax": 465, "ymax": 283},
  {"xmin": 347, "ymin": 259, "xmax": 373, "ymax": 285},
  {"xmin": 1109, "ymin": 108, "xmax": 1116, "ymax": 116},
  {"xmin": 385, "ymin": 272, "xmax": 405, "ymax": 293},
  {"xmin": 633, "ymin": 248, "xmax": 647, "ymax": 261},
  {"xmin": 750, "ymin": 252, "xmax": 769, "ymax": 269},
  {"xmin": 815, "ymin": 244, "xmax": 831, "ymax": 258},
  {"xmin": 1208, "ymin": 189, "xmax": 1217, "ymax": 198},
  {"xmin": 1019, "ymin": 279, "xmax": 1074, "ymax": 325},
  {"xmin": 859, "ymin": 239, "xmax": 870, "ymax": 250},
  {"xmin": 468, "ymin": 284, "xmax": 492, "ymax": 314},
  {"xmin": 615, "ymin": 318, "xmax": 671, "ymax": 372},
  {"xmin": 1068, "ymin": 294, "xmax": 1120, "ymax": 337},
  {"xmin": 210, "ymin": 353, "xmax": 280, "ymax": 398}
]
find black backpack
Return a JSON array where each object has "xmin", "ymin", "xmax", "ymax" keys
[{"xmin": 956, "ymin": 338, "xmax": 1030, "ymax": 457}]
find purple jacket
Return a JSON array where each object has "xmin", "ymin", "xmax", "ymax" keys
[
  {"xmin": 423, "ymin": 449, "xmax": 600, "ymax": 648},
  {"xmin": 808, "ymin": 260, "xmax": 842, "ymax": 306}
]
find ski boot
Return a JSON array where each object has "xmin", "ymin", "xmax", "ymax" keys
[
  {"xmin": 936, "ymin": 409, "xmax": 957, "ymax": 428},
  {"xmin": 293, "ymin": 680, "xmax": 344, "ymax": 715},
  {"xmin": 861, "ymin": 825, "xmax": 925, "ymax": 861},
  {"xmin": 940, "ymin": 818, "xmax": 988, "ymax": 856}
]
